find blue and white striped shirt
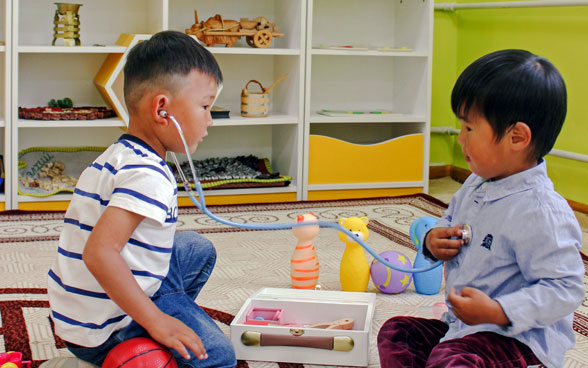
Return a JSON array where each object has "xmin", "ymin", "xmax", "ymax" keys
[
  {"xmin": 429, "ymin": 161, "xmax": 585, "ymax": 368},
  {"xmin": 48, "ymin": 134, "xmax": 179, "ymax": 347}
]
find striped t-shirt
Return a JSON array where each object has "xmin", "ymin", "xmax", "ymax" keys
[{"xmin": 48, "ymin": 134, "xmax": 179, "ymax": 347}]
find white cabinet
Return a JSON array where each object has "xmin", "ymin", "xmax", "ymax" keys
[
  {"xmin": 303, "ymin": 0, "xmax": 433, "ymax": 200},
  {"xmin": 4, "ymin": 0, "xmax": 431, "ymax": 210}
]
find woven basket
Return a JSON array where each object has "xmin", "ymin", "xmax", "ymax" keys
[{"xmin": 241, "ymin": 80, "xmax": 269, "ymax": 118}]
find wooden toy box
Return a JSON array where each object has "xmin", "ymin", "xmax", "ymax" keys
[{"xmin": 230, "ymin": 287, "xmax": 376, "ymax": 366}]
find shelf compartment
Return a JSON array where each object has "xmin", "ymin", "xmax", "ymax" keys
[
  {"xmin": 310, "ymin": 0, "xmax": 431, "ymax": 54},
  {"xmin": 213, "ymin": 54, "xmax": 302, "ymax": 120},
  {"xmin": 308, "ymin": 134, "xmax": 424, "ymax": 185},
  {"xmin": 309, "ymin": 56, "xmax": 429, "ymax": 117},
  {"xmin": 168, "ymin": 0, "xmax": 304, "ymax": 50},
  {"xmin": 180, "ymin": 124, "xmax": 300, "ymax": 195},
  {"xmin": 18, "ymin": 53, "xmax": 117, "ymax": 112},
  {"xmin": 17, "ymin": 0, "xmax": 164, "ymax": 47}
]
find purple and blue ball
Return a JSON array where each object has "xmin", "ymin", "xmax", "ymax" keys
[{"xmin": 370, "ymin": 250, "xmax": 413, "ymax": 294}]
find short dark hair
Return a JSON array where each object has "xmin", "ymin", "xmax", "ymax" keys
[
  {"xmin": 451, "ymin": 49, "xmax": 567, "ymax": 161},
  {"xmin": 123, "ymin": 30, "xmax": 223, "ymax": 112}
]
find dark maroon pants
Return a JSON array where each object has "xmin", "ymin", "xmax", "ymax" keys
[{"xmin": 377, "ymin": 316, "xmax": 543, "ymax": 368}]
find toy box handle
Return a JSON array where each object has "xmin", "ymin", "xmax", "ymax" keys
[{"xmin": 241, "ymin": 331, "xmax": 354, "ymax": 351}]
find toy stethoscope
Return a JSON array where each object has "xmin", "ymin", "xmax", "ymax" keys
[{"xmin": 161, "ymin": 109, "xmax": 447, "ymax": 274}]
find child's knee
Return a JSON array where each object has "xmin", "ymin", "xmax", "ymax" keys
[{"xmin": 174, "ymin": 231, "xmax": 216, "ymax": 256}]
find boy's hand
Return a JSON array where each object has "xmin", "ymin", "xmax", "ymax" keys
[
  {"xmin": 146, "ymin": 312, "xmax": 208, "ymax": 361},
  {"xmin": 425, "ymin": 225, "xmax": 467, "ymax": 260},
  {"xmin": 448, "ymin": 287, "xmax": 509, "ymax": 326}
]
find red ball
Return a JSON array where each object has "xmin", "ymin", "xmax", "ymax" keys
[{"xmin": 102, "ymin": 337, "xmax": 178, "ymax": 368}]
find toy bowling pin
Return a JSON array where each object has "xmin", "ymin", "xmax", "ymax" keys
[
  {"xmin": 410, "ymin": 216, "xmax": 443, "ymax": 295},
  {"xmin": 338, "ymin": 216, "xmax": 370, "ymax": 292},
  {"xmin": 290, "ymin": 213, "xmax": 320, "ymax": 289}
]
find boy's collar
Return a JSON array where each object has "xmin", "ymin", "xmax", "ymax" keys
[
  {"xmin": 118, "ymin": 134, "xmax": 161, "ymax": 157},
  {"xmin": 467, "ymin": 160, "xmax": 548, "ymax": 201}
]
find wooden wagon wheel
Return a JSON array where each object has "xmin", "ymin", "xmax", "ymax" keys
[
  {"xmin": 253, "ymin": 29, "xmax": 272, "ymax": 48},
  {"xmin": 246, "ymin": 36, "xmax": 255, "ymax": 48}
]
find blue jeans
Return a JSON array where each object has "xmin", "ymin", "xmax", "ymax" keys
[{"xmin": 66, "ymin": 231, "xmax": 237, "ymax": 368}]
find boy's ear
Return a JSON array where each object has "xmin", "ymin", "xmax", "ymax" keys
[
  {"xmin": 152, "ymin": 94, "xmax": 169, "ymax": 125},
  {"xmin": 510, "ymin": 121, "xmax": 532, "ymax": 152}
]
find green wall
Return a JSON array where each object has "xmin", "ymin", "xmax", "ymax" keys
[{"xmin": 431, "ymin": 1, "xmax": 588, "ymax": 205}]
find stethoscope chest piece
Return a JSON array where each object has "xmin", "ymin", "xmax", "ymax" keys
[{"xmin": 461, "ymin": 224, "xmax": 472, "ymax": 244}]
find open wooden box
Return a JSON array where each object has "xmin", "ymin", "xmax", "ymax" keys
[{"xmin": 230, "ymin": 287, "xmax": 376, "ymax": 366}]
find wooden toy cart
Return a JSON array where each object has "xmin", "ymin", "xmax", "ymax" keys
[{"xmin": 186, "ymin": 11, "xmax": 285, "ymax": 48}]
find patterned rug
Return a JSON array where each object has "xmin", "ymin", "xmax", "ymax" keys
[{"xmin": 0, "ymin": 194, "xmax": 587, "ymax": 367}]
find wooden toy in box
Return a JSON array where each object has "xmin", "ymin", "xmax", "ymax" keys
[
  {"xmin": 230, "ymin": 287, "xmax": 376, "ymax": 366},
  {"xmin": 185, "ymin": 11, "xmax": 284, "ymax": 48}
]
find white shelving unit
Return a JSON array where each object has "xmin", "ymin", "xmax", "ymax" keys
[
  {"xmin": 1, "ymin": 0, "xmax": 10, "ymax": 210},
  {"xmin": 303, "ymin": 0, "xmax": 433, "ymax": 200},
  {"xmin": 3, "ymin": 0, "xmax": 431, "ymax": 210},
  {"xmin": 8, "ymin": 0, "xmax": 305, "ymax": 210}
]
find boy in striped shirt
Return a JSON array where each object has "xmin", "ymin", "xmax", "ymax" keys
[{"xmin": 48, "ymin": 31, "xmax": 236, "ymax": 367}]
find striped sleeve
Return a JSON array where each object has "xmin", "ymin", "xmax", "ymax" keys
[{"xmin": 108, "ymin": 164, "xmax": 175, "ymax": 225}]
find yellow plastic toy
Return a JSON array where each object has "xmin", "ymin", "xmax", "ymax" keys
[{"xmin": 338, "ymin": 216, "xmax": 370, "ymax": 292}]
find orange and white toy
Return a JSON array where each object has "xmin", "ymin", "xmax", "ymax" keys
[{"xmin": 290, "ymin": 213, "xmax": 320, "ymax": 289}]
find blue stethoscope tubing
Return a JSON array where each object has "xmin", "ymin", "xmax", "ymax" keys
[{"xmin": 164, "ymin": 111, "xmax": 442, "ymax": 274}]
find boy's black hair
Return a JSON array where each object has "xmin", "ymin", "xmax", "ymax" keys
[
  {"xmin": 451, "ymin": 49, "xmax": 567, "ymax": 162},
  {"xmin": 124, "ymin": 30, "xmax": 223, "ymax": 112}
]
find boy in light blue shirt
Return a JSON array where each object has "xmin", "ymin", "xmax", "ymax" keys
[{"xmin": 377, "ymin": 49, "xmax": 585, "ymax": 367}]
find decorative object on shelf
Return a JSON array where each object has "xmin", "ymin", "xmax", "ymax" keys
[
  {"xmin": 185, "ymin": 11, "xmax": 284, "ymax": 48},
  {"xmin": 18, "ymin": 146, "xmax": 105, "ymax": 197},
  {"xmin": 290, "ymin": 213, "xmax": 320, "ymax": 290},
  {"xmin": 370, "ymin": 250, "xmax": 413, "ymax": 294},
  {"xmin": 94, "ymin": 34, "xmax": 152, "ymax": 125},
  {"xmin": 241, "ymin": 73, "xmax": 287, "ymax": 118},
  {"xmin": 170, "ymin": 155, "xmax": 292, "ymax": 190},
  {"xmin": 338, "ymin": 216, "xmax": 371, "ymax": 292},
  {"xmin": 52, "ymin": 3, "xmax": 83, "ymax": 46},
  {"xmin": 48, "ymin": 97, "xmax": 73, "ymax": 108},
  {"xmin": 210, "ymin": 106, "xmax": 230, "ymax": 119},
  {"xmin": 19, "ymin": 106, "xmax": 116, "ymax": 120}
]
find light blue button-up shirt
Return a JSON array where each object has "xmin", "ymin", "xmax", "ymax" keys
[{"xmin": 427, "ymin": 161, "xmax": 585, "ymax": 367}]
